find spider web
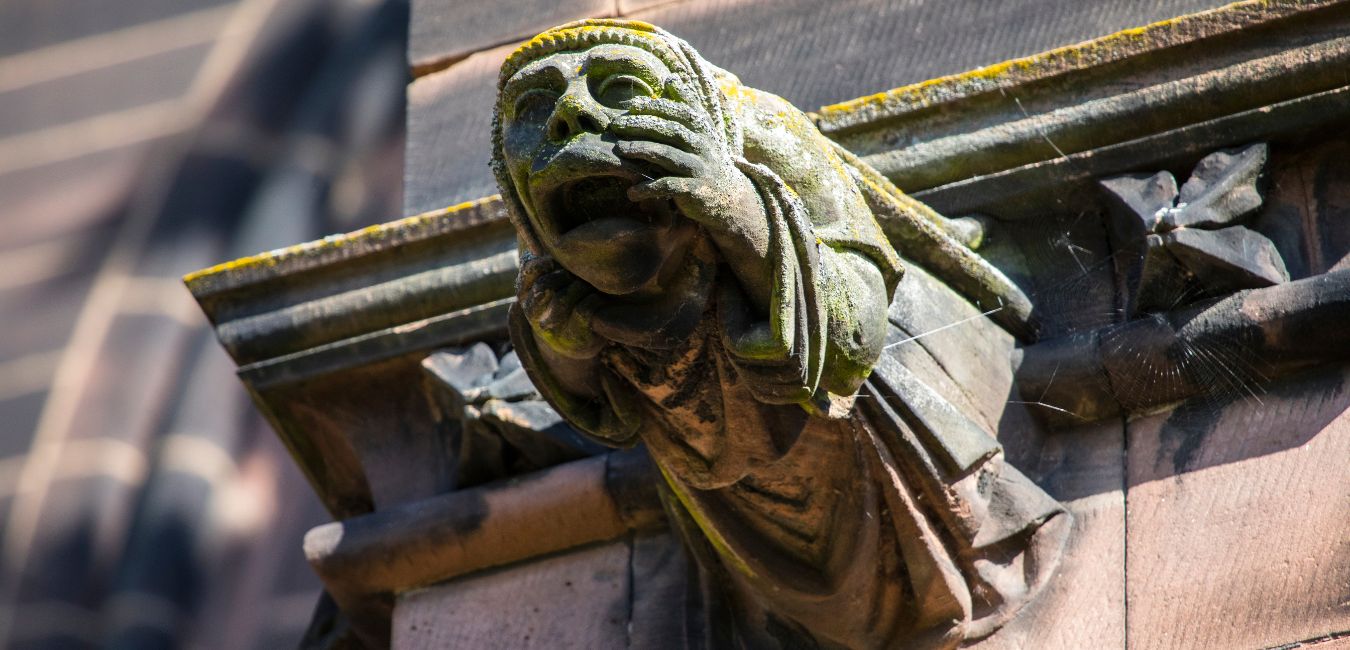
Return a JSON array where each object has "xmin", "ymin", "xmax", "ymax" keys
[{"xmin": 997, "ymin": 208, "xmax": 1272, "ymax": 427}]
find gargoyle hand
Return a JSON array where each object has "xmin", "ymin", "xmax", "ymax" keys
[
  {"xmin": 518, "ymin": 255, "xmax": 604, "ymax": 359},
  {"xmin": 614, "ymin": 97, "xmax": 766, "ymax": 238},
  {"xmin": 613, "ymin": 95, "xmax": 773, "ymax": 307}
]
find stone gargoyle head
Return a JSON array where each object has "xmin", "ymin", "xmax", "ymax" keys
[{"xmin": 492, "ymin": 19, "xmax": 745, "ymax": 298}]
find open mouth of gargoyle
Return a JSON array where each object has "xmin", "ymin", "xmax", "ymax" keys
[{"xmin": 547, "ymin": 174, "xmax": 674, "ymax": 235}]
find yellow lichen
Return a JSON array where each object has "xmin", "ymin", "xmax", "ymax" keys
[
  {"xmin": 658, "ymin": 464, "xmax": 758, "ymax": 579},
  {"xmin": 182, "ymin": 195, "xmax": 501, "ymax": 287},
  {"xmin": 817, "ymin": 0, "xmax": 1290, "ymax": 123}
]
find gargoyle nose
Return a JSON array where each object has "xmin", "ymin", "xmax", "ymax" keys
[{"xmin": 547, "ymin": 92, "xmax": 608, "ymax": 143}]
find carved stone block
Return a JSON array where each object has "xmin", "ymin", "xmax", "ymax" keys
[{"xmin": 493, "ymin": 20, "xmax": 1067, "ymax": 648}]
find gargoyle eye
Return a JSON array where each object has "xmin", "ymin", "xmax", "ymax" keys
[
  {"xmin": 513, "ymin": 88, "xmax": 559, "ymax": 122},
  {"xmin": 595, "ymin": 74, "xmax": 655, "ymax": 107}
]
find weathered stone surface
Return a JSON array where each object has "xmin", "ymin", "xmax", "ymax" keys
[
  {"xmin": 404, "ymin": 44, "xmax": 509, "ymax": 215},
  {"xmin": 1171, "ymin": 143, "xmax": 1267, "ymax": 230},
  {"xmin": 184, "ymin": 198, "xmax": 520, "ymax": 519},
  {"xmin": 973, "ymin": 420, "xmax": 1126, "ymax": 650},
  {"xmin": 1163, "ymin": 225, "xmax": 1287, "ymax": 290},
  {"xmin": 626, "ymin": 531, "xmax": 693, "ymax": 649},
  {"xmin": 1014, "ymin": 265, "xmax": 1350, "ymax": 431},
  {"xmin": 391, "ymin": 540, "xmax": 632, "ymax": 649},
  {"xmin": 263, "ymin": 352, "xmax": 452, "ymax": 514},
  {"xmin": 301, "ymin": 448, "xmax": 664, "ymax": 646},
  {"xmin": 629, "ymin": 0, "xmax": 1232, "ymax": 111},
  {"xmin": 409, "ymin": 0, "xmax": 611, "ymax": 72},
  {"xmin": 818, "ymin": 1, "xmax": 1350, "ymax": 217},
  {"xmin": 405, "ymin": 3, "xmax": 1350, "ymax": 219},
  {"xmin": 1098, "ymin": 144, "xmax": 1289, "ymax": 316},
  {"xmin": 1258, "ymin": 137, "xmax": 1350, "ymax": 279},
  {"xmin": 403, "ymin": 0, "xmax": 1238, "ymax": 216},
  {"xmin": 423, "ymin": 344, "xmax": 606, "ymax": 488},
  {"xmin": 1000, "ymin": 208, "xmax": 1123, "ymax": 428},
  {"xmin": 1125, "ymin": 365, "xmax": 1350, "ymax": 650},
  {"xmin": 886, "ymin": 259, "xmax": 1017, "ymax": 435}
]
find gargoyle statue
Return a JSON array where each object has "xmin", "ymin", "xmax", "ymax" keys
[{"xmin": 493, "ymin": 19, "xmax": 1068, "ymax": 649}]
